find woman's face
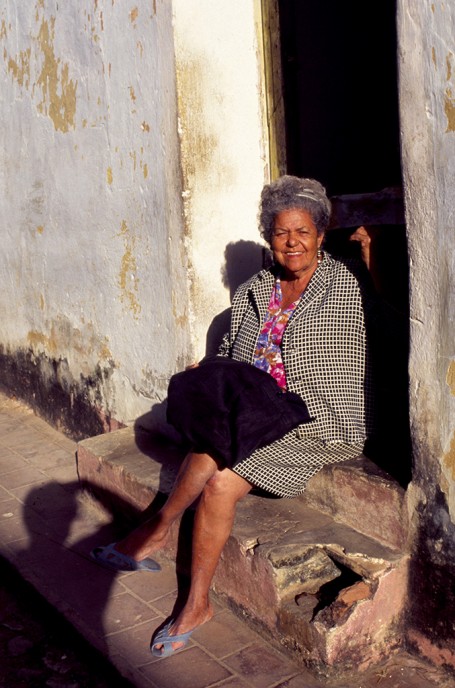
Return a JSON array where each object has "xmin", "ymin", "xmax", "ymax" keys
[{"xmin": 271, "ymin": 208, "xmax": 324, "ymax": 280}]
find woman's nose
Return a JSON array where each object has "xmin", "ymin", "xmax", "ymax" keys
[{"xmin": 286, "ymin": 232, "xmax": 298, "ymax": 246}]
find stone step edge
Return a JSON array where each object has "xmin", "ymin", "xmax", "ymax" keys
[{"xmin": 77, "ymin": 426, "xmax": 407, "ymax": 551}]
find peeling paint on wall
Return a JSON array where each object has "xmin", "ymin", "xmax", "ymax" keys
[
  {"xmin": 36, "ymin": 17, "xmax": 77, "ymax": 133},
  {"xmin": 444, "ymin": 52, "xmax": 455, "ymax": 132},
  {"xmin": 444, "ymin": 89, "xmax": 455, "ymax": 131},
  {"xmin": 446, "ymin": 360, "xmax": 455, "ymax": 396},
  {"xmin": 3, "ymin": 10, "xmax": 78, "ymax": 132},
  {"xmin": 117, "ymin": 220, "xmax": 141, "ymax": 318},
  {"xmin": 443, "ymin": 431, "xmax": 455, "ymax": 479},
  {"xmin": 446, "ymin": 53, "xmax": 453, "ymax": 81},
  {"xmin": 26, "ymin": 316, "xmax": 114, "ymax": 365},
  {"xmin": 8, "ymin": 48, "xmax": 31, "ymax": 88}
]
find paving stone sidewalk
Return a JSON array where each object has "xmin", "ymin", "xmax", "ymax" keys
[{"xmin": 0, "ymin": 390, "xmax": 453, "ymax": 688}]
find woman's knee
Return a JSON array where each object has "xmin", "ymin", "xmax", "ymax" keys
[{"xmin": 203, "ymin": 469, "xmax": 251, "ymax": 503}]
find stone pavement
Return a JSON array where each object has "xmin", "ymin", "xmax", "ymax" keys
[{"xmin": 0, "ymin": 390, "xmax": 453, "ymax": 688}]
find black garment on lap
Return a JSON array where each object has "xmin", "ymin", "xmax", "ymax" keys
[{"xmin": 166, "ymin": 356, "xmax": 313, "ymax": 467}]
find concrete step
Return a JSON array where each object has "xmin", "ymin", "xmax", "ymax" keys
[
  {"xmin": 77, "ymin": 425, "xmax": 409, "ymax": 672},
  {"xmin": 303, "ymin": 455, "xmax": 408, "ymax": 551}
]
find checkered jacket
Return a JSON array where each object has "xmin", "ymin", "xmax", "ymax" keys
[{"xmin": 218, "ymin": 253, "xmax": 377, "ymax": 445}]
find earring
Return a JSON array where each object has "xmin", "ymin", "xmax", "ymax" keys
[{"xmin": 317, "ymin": 248, "xmax": 322, "ymax": 265}]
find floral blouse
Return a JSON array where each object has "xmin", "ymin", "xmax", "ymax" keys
[{"xmin": 253, "ymin": 279, "xmax": 300, "ymax": 390}]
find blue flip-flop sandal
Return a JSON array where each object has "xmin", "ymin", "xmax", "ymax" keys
[
  {"xmin": 151, "ymin": 619, "xmax": 195, "ymax": 657},
  {"xmin": 90, "ymin": 542, "xmax": 161, "ymax": 572}
]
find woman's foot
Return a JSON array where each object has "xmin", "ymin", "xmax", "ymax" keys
[
  {"xmin": 91, "ymin": 542, "xmax": 161, "ymax": 572},
  {"xmin": 115, "ymin": 517, "xmax": 170, "ymax": 562},
  {"xmin": 151, "ymin": 602, "xmax": 214, "ymax": 656}
]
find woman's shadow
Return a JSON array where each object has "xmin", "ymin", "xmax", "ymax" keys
[{"xmin": 205, "ymin": 240, "xmax": 271, "ymax": 356}]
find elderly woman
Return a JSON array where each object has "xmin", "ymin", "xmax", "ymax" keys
[{"xmin": 92, "ymin": 175, "xmax": 377, "ymax": 656}]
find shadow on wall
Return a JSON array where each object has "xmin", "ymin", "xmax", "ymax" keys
[{"xmin": 206, "ymin": 240, "xmax": 270, "ymax": 356}]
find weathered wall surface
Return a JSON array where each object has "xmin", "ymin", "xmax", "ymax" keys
[
  {"xmin": 398, "ymin": 0, "xmax": 455, "ymax": 665},
  {"xmin": 0, "ymin": 1, "xmax": 268, "ymax": 437},
  {"xmin": 172, "ymin": 0, "xmax": 268, "ymax": 354}
]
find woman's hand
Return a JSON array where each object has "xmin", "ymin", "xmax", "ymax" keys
[{"xmin": 350, "ymin": 226, "xmax": 372, "ymax": 269}]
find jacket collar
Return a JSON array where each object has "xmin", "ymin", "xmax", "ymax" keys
[{"xmin": 248, "ymin": 253, "xmax": 333, "ymax": 322}]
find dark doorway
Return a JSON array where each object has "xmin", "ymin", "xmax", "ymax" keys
[
  {"xmin": 278, "ymin": 0, "xmax": 401, "ymax": 197},
  {"xmin": 276, "ymin": 0, "xmax": 411, "ymax": 485}
]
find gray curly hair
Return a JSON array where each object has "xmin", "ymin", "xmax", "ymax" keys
[{"xmin": 259, "ymin": 176, "xmax": 331, "ymax": 244}]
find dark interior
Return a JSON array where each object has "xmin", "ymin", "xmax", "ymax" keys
[
  {"xmin": 278, "ymin": 0, "xmax": 412, "ymax": 485},
  {"xmin": 278, "ymin": 0, "xmax": 401, "ymax": 197}
]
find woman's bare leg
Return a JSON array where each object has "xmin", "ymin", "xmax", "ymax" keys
[
  {"xmin": 153, "ymin": 468, "xmax": 252, "ymax": 652},
  {"xmin": 115, "ymin": 451, "xmax": 220, "ymax": 560}
]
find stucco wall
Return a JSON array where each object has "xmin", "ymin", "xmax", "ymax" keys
[
  {"xmin": 398, "ymin": 0, "xmax": 455, "ymax": 664},
  {"xmin": 172, "ymin": 0, "xmax": 269, "ymax": 355},
  {"xmin": 0, "ymin": 1, "xmax": 268, "ymax": 436}
]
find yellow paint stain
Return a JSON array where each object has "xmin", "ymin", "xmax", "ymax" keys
[
  {"xmin": 130, "ymin": 7, "xmax": 139, "ymax": 23},
  {"xmin": 117, "ymin": 220, "xmax": 141, "ymax": 318},
  {"xmin": 129, "ymin": 86, "xmax": 136, "ymax": 102},
  {"xmin": 432, "ymin": 47, "xmax": 436, "ymax": 66},
  {"xmin": 141, "ymin": 121, "xmax": 150, "ymax": 132},
  {"xmin": 39, "ymin": 294, "xmax": 45, "ymax": 310},
  {"xmin": 446, "ymin": 360, "xmax": 455, "ymax": 395},
  {"xmin": 100, "ymin": 12, "xmax": 104, "ymax": 31},
  {"xmin": 143, "ymin": 163, "xmax": 148, "ymax": 179},
  {"xmin": 446, "ymin": 53, "xmax": 453, "ymax": 81},
  {"xmin": 27, "ymin": 330, "xmax": 58, "ymax": 355},
  {"xmin": 443, "ymin": 431, "xmax": 455, "ymax": 479},
  {"xmin": 7, "ymin": 48, "xmax": 31, "ymax": 88},
  {"xmin": 0, "ymin": 19, "xmax": 7, "ymax": 39},
  {"xmin": 137, "ymin": 41, "xmax": 144, "ymax": 58},
  {"xmin": 107, "ymin": 167, "xmax": 113, "ymax": 185},
  {"xmin": 36, "ymin": 18, "xmax": 77, "ymax": 133},
  {"xmin": 82, "ymin": 118, "xmax": 87, "ymax": 127},
  {"xmin": 28, "ymin": 317, "xmax": 116, "ymax": 362},
  {"xmin": 444, "ymin": 87, "xmax": 455, "ymax": 132},
  {"xmin": 129, "ymin": 150, "xmax": 137, "ymax": 170},
  {"xmin": 98, "ymin": 340, "xmax": 113, "ymax": 360},
  {"xmin": 36, "ymin": 225, "xmax": 44, "ymax": 234}
]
